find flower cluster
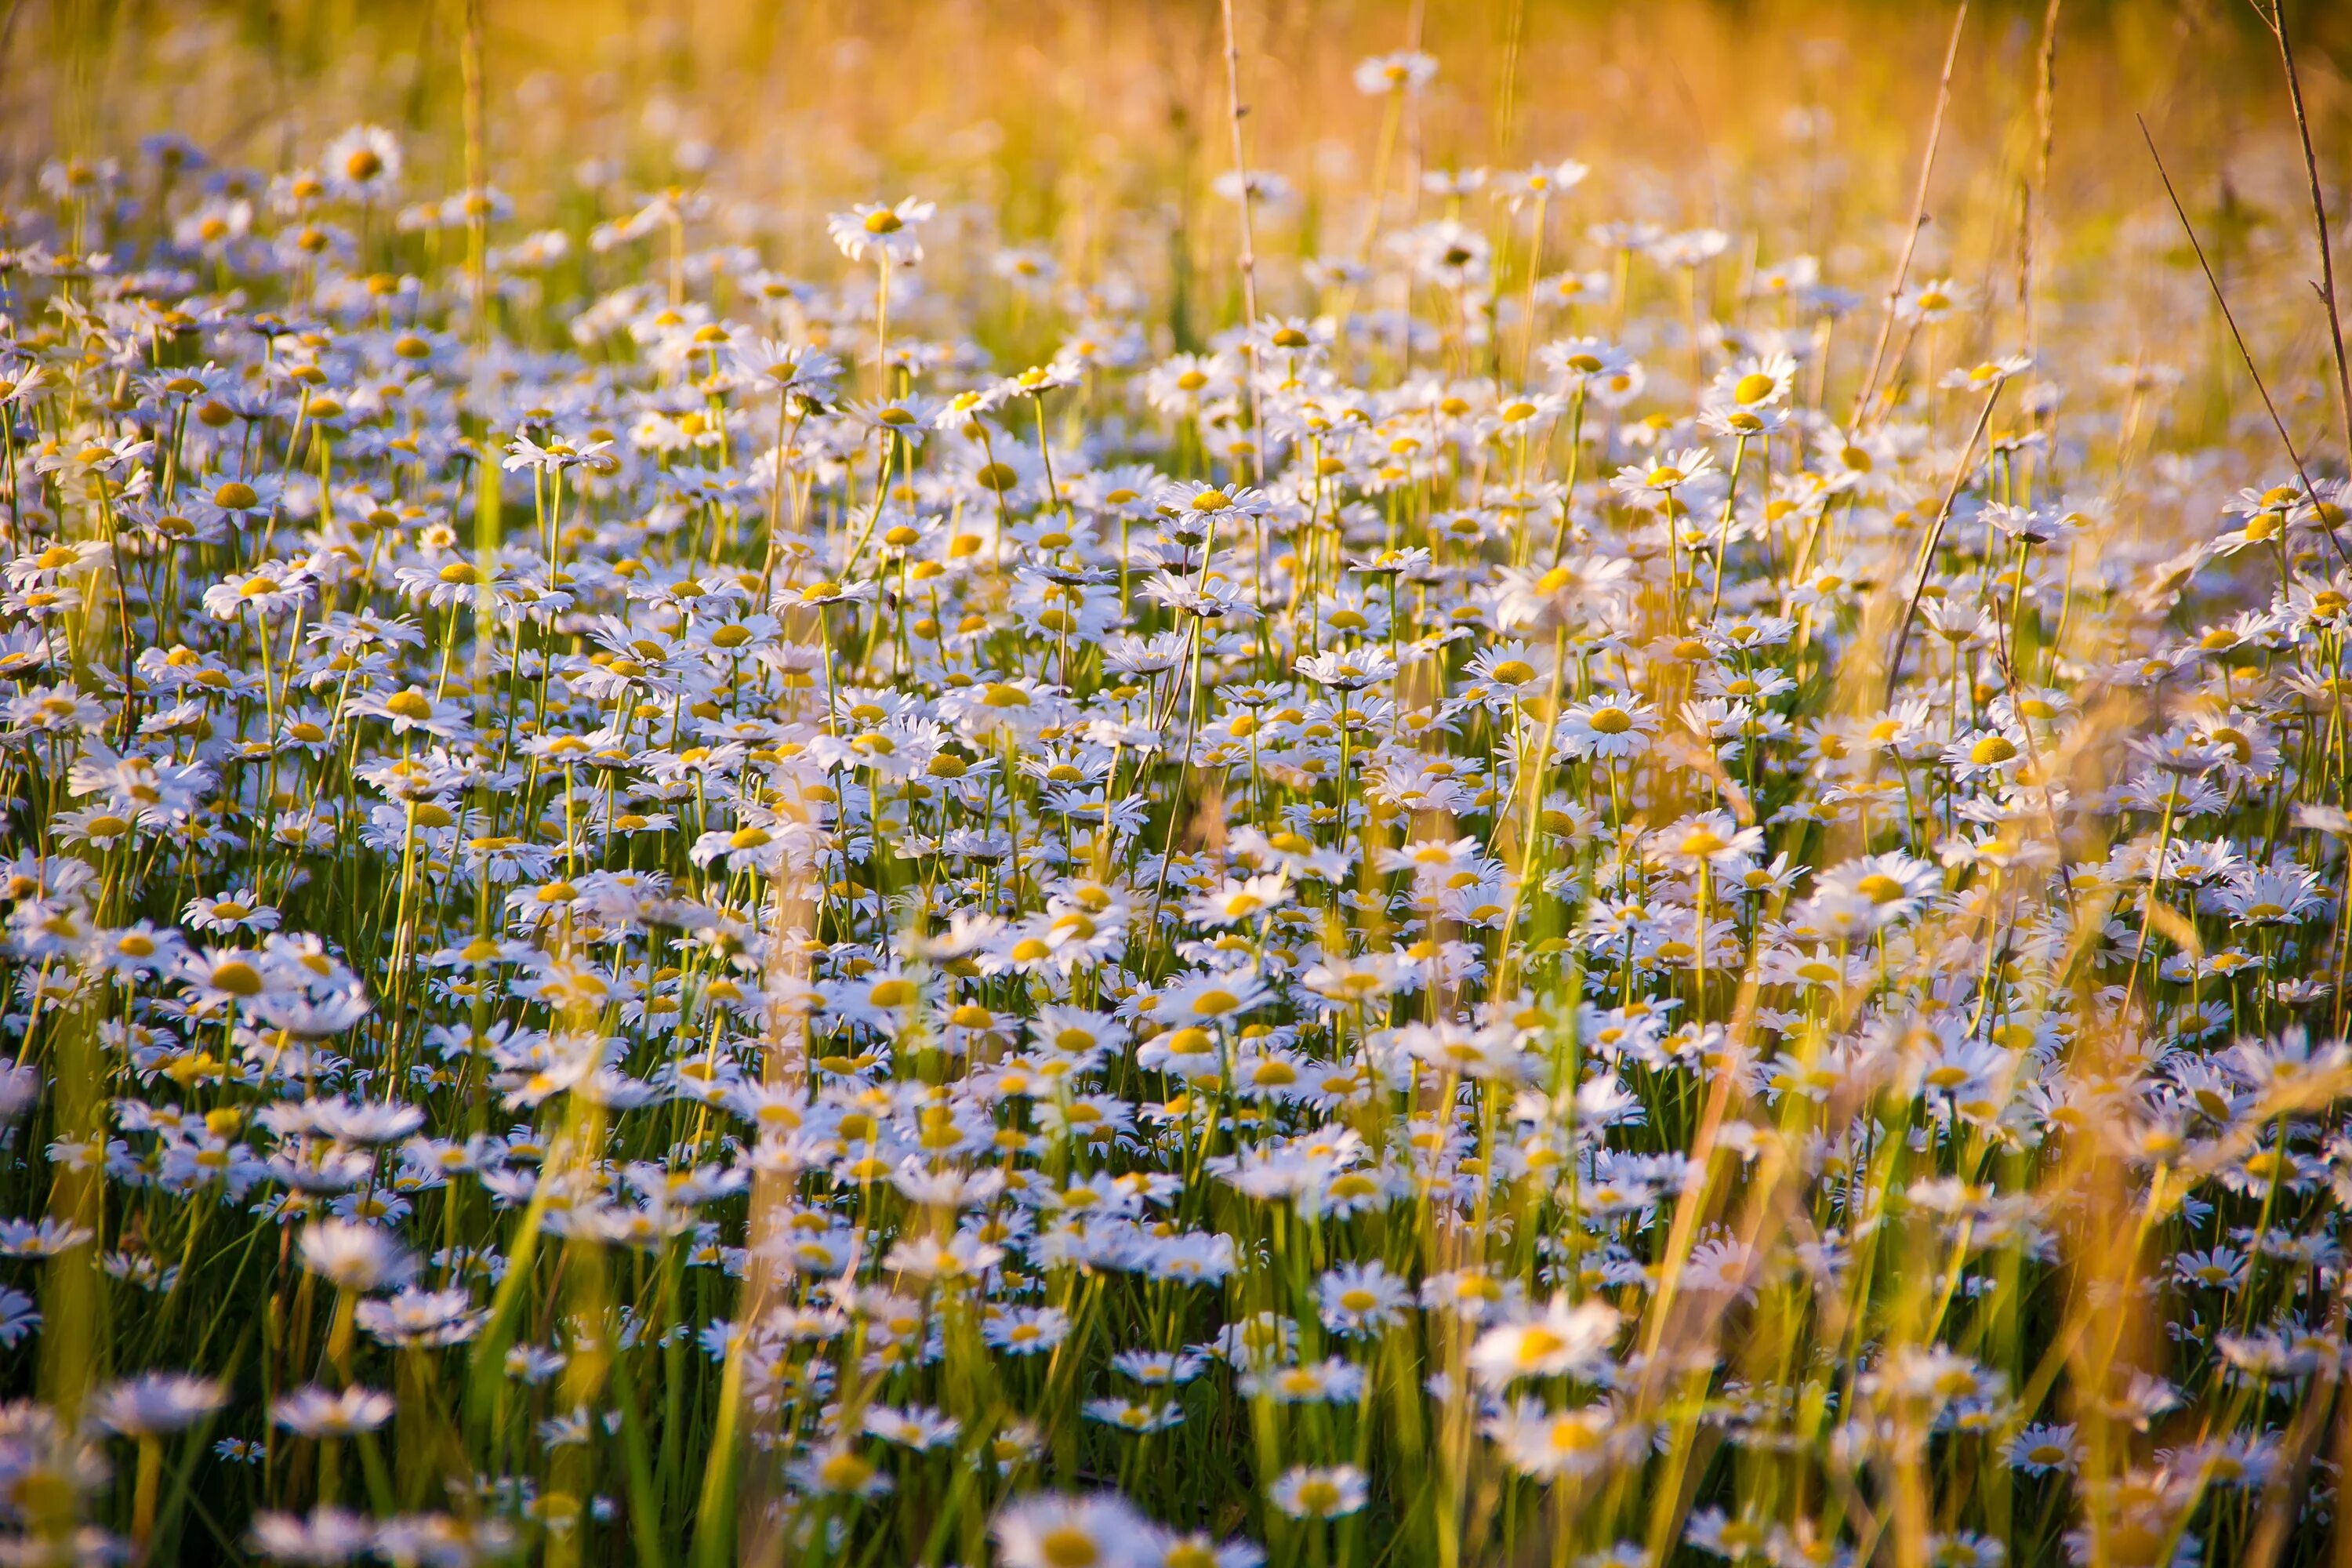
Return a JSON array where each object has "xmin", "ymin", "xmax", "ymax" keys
[{"xmin": 2, "ymin": 26, "xmax": 2351, "ymax": 1568}]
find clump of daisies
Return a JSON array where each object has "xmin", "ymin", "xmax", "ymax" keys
[{"xmin": 2, "ymin": 24, "xmax": 2351, "ymax": 1568}]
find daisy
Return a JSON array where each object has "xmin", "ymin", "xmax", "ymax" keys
[
  {"xmin": 1269, "ymin": 1465, "xmax": 1369, "ymax": 1520},
  {"xmin": 1557, "ymin": 695, "xmax": 1660, "ymax": 760},
  {"xmin": 1316, "ymin": 1260, "xmax": 1410, "ymax": 1336},
  {"xmin": 1352, "ymin": 51, "xmax": 1439, "ymax": 95},
  {"xmin": 89, "ymin": 1373, "xmax": 227, "ymax": 1436},
  {"xmin": 272, "ymin": 1385, "xmax": 395, "ymax": 1437},
  {"xmin": 296, "ymin": 1220, "xmax": 415, "ymax": 1293},
  {"xmin": 1154, "ymin": 970, "xmax": 1272, "ymax": 1029},
  {"xmin": 321, "ymin": 124, "xmax": 401, "ymax": 200},
  {"xmin": 1185, "ymin": 873, "xmax": 1291, "ymax": 927},
  {"xmin": 1468, "ymin": 1298, "xmax": 1621, "ymax": 1385},
  {"xmin": 1484, "ymin": 1398, "xmax": 1617, "ymax": 1479},
  {"xmin": 827, "ymin": 197, "xmax": 936, "ymax": 267},
  {"xmin": 249, "ymin": 1507, "xmax": 379, "ymax": 1566},
  {"xmin": 183, "ymin": 889, "xmax": 282, "ymax": 935},
  {"xmin": 993, "ymin": 1493, "xmax": 1162, "ymax": 1568}
]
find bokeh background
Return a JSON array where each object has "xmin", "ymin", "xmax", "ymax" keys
[{"xmin": 7, "ymin": 0, "xmax": 2350, "ymax": 436}]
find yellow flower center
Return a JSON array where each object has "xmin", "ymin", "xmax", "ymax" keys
[
  {"xmin": 818, "ymin": 1451, "xmax": 874, "ymax": 1490},
  {"xmin": 1040, "ymin": 1527, "xmax": 1100, "ymax": 1567},
  {"xmin": 210, "ymin": 960, "xmax": 263, "ymax": 996}
]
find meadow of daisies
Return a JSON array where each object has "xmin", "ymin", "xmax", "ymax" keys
[{"xmin": 5, "ymin": 2, "xmax": 2352, "ymax": 1564}]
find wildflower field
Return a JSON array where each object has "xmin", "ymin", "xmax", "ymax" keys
[{"xmin": 8, "ymin": 0, "xmax": 2352, "ymax": 1563}]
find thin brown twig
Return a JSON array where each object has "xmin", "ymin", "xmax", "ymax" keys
[
  {"xmin": 1494, "ymin": 0, "xmax": 1526, "ymax": 166},
  {"xmin": 1883, "ymin": 383, "xmax": 2002, "ymax": 707},
  {"xmin": 1850, "ymin": 1, "xmax": 1969, "ymax": 429},
  {"xmin": 2139, "ymin": 115, "xmax": 2350, "ymax": 567},
  {"xmin": 2242, "ymin": 1311, "xmax": 2343, "ymax": 1568},
  {"xmin": 1218, "ymin": 0, "xmax": 1265, "ymax": 485},
  {"xmin": 2018, "ymin": 0, "xmax": 2062, "ymax": 362},
  {"xmin": 2253, "ymin": 0, "xmax": 2352, "ymax": 465},
  {"xmin": 460, "ymin": 0, "xmax": 488, "ymax": 342}
]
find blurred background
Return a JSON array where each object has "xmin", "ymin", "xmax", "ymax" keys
[{"xmin": 5, "ymin": 0, "xmax": 2350, "ymax": 444}]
